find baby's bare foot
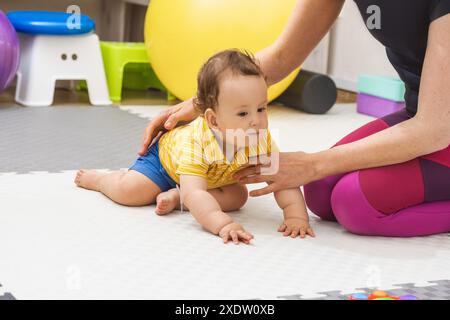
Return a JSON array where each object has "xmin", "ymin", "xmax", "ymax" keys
[
  {"xmin": 74, "ymin": 170, "xmax": 106, "ymax": 191},
  {"xmin": 155, "ymin": 188, "xmax": 180, "ymax": 215}
]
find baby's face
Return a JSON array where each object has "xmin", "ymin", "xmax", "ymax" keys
[{"xmin": 213, "ymin": 74, "xmax": 269, "ymax": 147}]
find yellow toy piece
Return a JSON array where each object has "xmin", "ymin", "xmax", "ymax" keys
[{"xmin": 144, "ymin": 0, "xmax": 300, "ymax": 102}]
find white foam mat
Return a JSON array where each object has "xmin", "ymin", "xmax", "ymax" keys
[{"xmin": 1, "ymin": 171, "xmax": 450, "ymax": 299}]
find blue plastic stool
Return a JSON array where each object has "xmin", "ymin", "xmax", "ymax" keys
[
  {"xmin": 8, "ymin": 11, "xmax": 111, "ymax": 106},
  {"xmin": 7, "ymin": 11, "xmax": 95, "ymax": 35}
]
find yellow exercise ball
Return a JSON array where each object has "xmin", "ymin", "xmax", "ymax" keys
[{"xmin": 144, "ymin": 0, "xmax": 300, "ymax": 102}]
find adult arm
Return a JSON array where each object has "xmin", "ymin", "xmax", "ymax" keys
[
  {"xmin": 138, "ymin": 97, "xmax": 198, "ymax": 155},
  {"xmin": 235, "ymin": 14, "xmax": 450, "ymax": 196},
  {"xmin": 256, "ymin": 0, "xmax": 345, "ymax": 85}
]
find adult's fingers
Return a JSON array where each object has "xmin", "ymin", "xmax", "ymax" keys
[
  {"xmin": 233, "ymin": 165, "xmax": 261, "ymax": 180},
  {"xmin": 164, "ymin": 117, "xmax": 175, "ymax": 130},
  {"xmin": 237, "ymin": 174, "xmax": 273, "ymax": 185},
  {"xmin": 165, "ymin": 99, "xmax": 199, "ymax": 129},
  {"xmin": 139, "ymin": 129, "xmax": 164, "ymax": 156},
  {"xmin": 248, "ymin": 183, "xmax": 279, "ymax": 197},
  {"xmin": 164, "ymin": 112, "xmax": 180, "ymax": 130},
  {"xmin": 138, "ymin": 111, "xmax": 168, "ymax": 155},
  {"xmin": 139, "ymin": 124, "xmax": 155, "ymax": 155}
]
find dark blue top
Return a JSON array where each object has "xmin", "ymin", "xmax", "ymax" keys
[
  {"xmin": 7, "ymin": 11, "xmax": 95, "ymax": 36},
  {"xmin": 354, "ymin": 0, "xmax": 450, "ymax": 115}
]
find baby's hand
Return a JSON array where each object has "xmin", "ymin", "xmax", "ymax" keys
[
  {"xmin": 219, "ymin": 222, "xmax": 254, "ymax": 245},
  {"xmin": 278, "ymin": 217, "xmax": 315, "ymax": 238}
]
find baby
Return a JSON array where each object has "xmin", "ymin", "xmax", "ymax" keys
[{"xmin": 75, "ymin": 49, "xmax": 314, "ymax": 244}]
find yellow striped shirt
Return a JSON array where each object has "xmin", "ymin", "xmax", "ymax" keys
[{"xmin": 158, "ymin": 116, "xmax": 277, "ymax": 189}]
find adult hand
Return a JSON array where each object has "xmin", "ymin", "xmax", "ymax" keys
[
  {"xmin": 138, "ymin": 97, "xmax": 200, "ymax": 156},
  {"xmin": 233, "ymin": 151, "xmax": 319, "ymax": 197}
]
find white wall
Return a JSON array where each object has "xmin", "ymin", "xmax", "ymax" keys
[
  {"xmin": 1, "ymin": 0, "xmax": 398, "ymax": 92},
  {"xmin": 301, "ymin": 33, "xmax": 330, "ymax": 75}
]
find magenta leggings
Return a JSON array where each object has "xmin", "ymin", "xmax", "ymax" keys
[{"xmin": 304, "ymin": 109, "xmax": 450, "ymax": 237}]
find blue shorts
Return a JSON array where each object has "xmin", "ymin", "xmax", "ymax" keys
[{"xmin": 129, "ymin": 142, "xmax": 177, "ymax": 192}]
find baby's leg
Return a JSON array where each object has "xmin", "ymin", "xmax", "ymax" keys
[
  {"xmin": 155, "ymin": 183, "xmax": 248, "ymax": 215},
  {"xmin": 75, "ymin": 169, "xmax": 161, "ymax": 206},
  {"xmin": 210, "ymin": 183, "xmax": 249, "ymax": 212}
]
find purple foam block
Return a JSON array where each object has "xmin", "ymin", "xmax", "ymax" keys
[{"xmin": 357, "ymin": 93, "xmax": 405, "ymax": 118}]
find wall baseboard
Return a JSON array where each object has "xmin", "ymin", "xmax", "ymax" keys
[{"xmin": 330, "ymin": 76, "xmax": 357, "ymax": 92}]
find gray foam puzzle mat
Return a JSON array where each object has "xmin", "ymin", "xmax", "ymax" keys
[
  {"xmin": 0, "ymin": 106, "xmax": 149, "ymax": 174},
  {"xmin": 0, "ymin": 284, "xmax": 15, "ymax": 300},
  {"xmin": 278, "ymin": 280, "xmax": 450, "ymax": 300}
]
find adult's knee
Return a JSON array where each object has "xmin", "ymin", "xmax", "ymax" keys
[
  {"xmin": 304, "ymin": 175, "xmax": 343, "ymax": 221},
  {"xmin": 331, "ymin": 172, "xmax": 384, "ymax": 235}
]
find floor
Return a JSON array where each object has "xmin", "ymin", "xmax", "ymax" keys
[{"xmin": 1, "ymin": 87, "xmax": 450, "ymax": 300}]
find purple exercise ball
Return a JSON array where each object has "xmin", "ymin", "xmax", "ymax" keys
[{"xmin": 0, "ymin": 10, "xmax": 20, "ymax": 92}]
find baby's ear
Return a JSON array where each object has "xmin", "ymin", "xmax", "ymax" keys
[{"xmin": 204, "ymin": 108, "xmax": 218, "ymax": 128}]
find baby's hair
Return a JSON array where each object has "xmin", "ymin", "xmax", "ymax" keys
[{"xmin": 193, "ymin": 49, "xmax": 267, "ymax": 114}]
